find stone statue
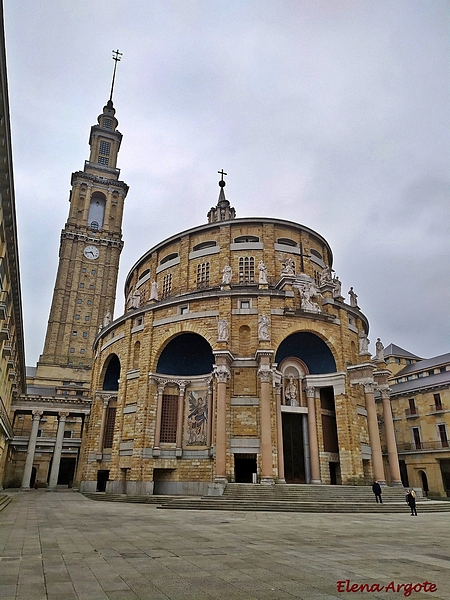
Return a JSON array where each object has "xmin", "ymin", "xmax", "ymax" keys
[
  {"xmin": 103, "ymin": 311, "xmax": 111, "ymax": 327},
  {"xmin": 150, "ymin": 280, "xmax": 158, "ymax": 300},
  {"xmin": 284, "ymin": 374, "xmax": 298, "ymax": 407},
  {"xmin": 221, "ymin": 264, "xmax": 232, "ymax": 285},
  {"xmin": 131, "ymin": 289, "xmax": 140, "ymax": 309},
  {"xmin": 375, "ymin": 338, "xmax": 384, "ymax": 361},
  {"xmin": 217, "ymin": 318, "xmax": 229, "ymax": 342},
  {"xmin": 358, "ymin": 331, "xmax": 369, "ymax": 354},
  {"xmin": 348, "ymin": 287, "xmax": 358, "ymax": 307},
  {"xmin": 332, "ymin": 276, "xmax": 342, "ymax": 298},
  {"xmin": 258, "ymin": 313, "xmax": 270, "ymax": 340},
  {"xmin": 280, "ymin": 257, "xmax": 295, "ymax": 276},
  {"xmin": 300, "ymin": 282, "xmax": 322, "ymax": 313},
  {"xmin": 320, "ymin": 267, "xmax": 332, "ymax": 286},
  {"xmin": 258, "ymin": 260, "xmax": 268, "ymax": 284}
]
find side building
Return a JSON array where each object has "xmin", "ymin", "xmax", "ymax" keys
[
  {"xmin": 380, "ymin": 345, "xmax": 450, "ymax": 497},
  {"xmin": 0, "ymin": 4, "xmax": 27, "ymax": 489},
  {"xmin": 79, "ymin": 179, "xmax": 402, "ymax": 496}
]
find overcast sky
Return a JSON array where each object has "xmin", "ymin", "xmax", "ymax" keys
[{"xmin": 4, "ymin": 0, "xmax": 449, "ymax": 366}]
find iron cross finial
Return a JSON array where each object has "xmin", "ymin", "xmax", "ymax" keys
[
  {"xmin": 218, "ymin": 170, "xmax": 227, "ymax": 187},
  {"xmin": 109, "ymin": 49, "xmax": 123, "ymax": 102}
]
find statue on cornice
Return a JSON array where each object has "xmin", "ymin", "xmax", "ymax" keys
[
  {"xmin": 332, "ymin": 276, "xmax": 342, "ymax": 298},
  {"xmin": 375, "ymin": 338, "xmax": 385, "ymax": 362},
  {"xmin": 348, "ymin": 287, "xmax": 358, "ymax": 307},
  {"xmin": 221, "ymin": 264, "xmax": 232, "ymax": 285},
  {"xmin": 358, "ymin": 331, "xmax": 370, "ymax": 354},
  {"xmin": 258, "ymin": 260, "xmax": 268, "ymax": 284},
  {"xmin": 320, "ymin": 266, "xmax": 333, "ymax": 286},
  {"xmin": 299, "ymin": 281, "xmax": 322, "ymax": 313},
  {"xmin": 150, "ymin": 280, "xmax": 158, "ymax": 300},
  {"xmin": 281, "ymin": 257, "xmax": 295, "ymax": 276},
  {"xmin": 131, "ymin": 289, "xmax": 140, "ymax": 309}
]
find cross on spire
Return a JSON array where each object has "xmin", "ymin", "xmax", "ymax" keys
[
  {"xmin": 109, "ymin": 49, "xmax": 123, "ymax": 102},
  {"xmin": 218, "ymin": 169, "xmax": 227, "ymax": 187}
]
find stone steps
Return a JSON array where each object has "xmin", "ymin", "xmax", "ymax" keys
[
  {"xmin": 0, "ymin": 494, "xmax": 12, "ymax": 512},
  {"xmin": 81, "ymin": 492, "xmax": 175, "ymax": 505}
]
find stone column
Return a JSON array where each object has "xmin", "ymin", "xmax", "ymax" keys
[
  {"xmin": 364, "ymin": 383, "xmax": 386, "ymax": 484},
  {"xmin": 274, "ymin": 378, "xmax": 285, "ymax": 484},
  {"xmin": 302, "ymin": 415, "xmax": 311, "ymax": 483},
  {"xmin": 176, "ymin": 384, "xmax": 186, "ymax": 456},
  {"xmin": 48, "ymin": 412, "xmax": 68, "ymax": 490},
  {"xmin": 258, "ymin": 362, "xmax": 274, "ymax": 484},
  {"xmin": 213, "ymin": 364, "xmax": 230, "ymax": 483},
  {"xmin": 97, "ymin": 397, "xmax": 110, "ymax": 457},
  {"xmin": 305, "ymin": 387, "xmax": 321, "ymax": 483},
  {"xmin": 21, "ymin": 410, "xmax": 43, "ymax": 490},
  {"xmin": 380, "ymin": 388, "xmax": 402, "ymax": 486},
  {"xmin": 153, "ymin": 384, "xmax": 165, "ymax": 455}
]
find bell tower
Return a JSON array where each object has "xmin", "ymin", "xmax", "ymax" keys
[{"xmin": 33, "ymin": 51, "xmax": 128, "ymax": 388}]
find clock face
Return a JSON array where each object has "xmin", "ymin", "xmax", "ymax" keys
[{"xmin": 84, "ymin": 245, "xmax": 99, "ymax": 260}]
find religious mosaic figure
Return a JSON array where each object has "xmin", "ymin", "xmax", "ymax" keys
[
  {"xmin": 375, "ymin": 338, "xmax": 384, "ymax": 362},
  {"xmin": 217, "ymin": 318, "xmax": 229, "ymax": 342},
  {"xmin": 284, "ymin": 374, "xmax": 299, "ymax": 406},
  {"xmin": 186, "ymin": 391, "xmax": 208, "ymax": 445},
  {"xmin": 150, "ymin": 280, "xmax": 158, "ymax": 300},
  {"xmin": 358, "ymin": 331, "xmax": 369, "ymax": 354},
  {"xmin": 258, "ymin": 313, "xmax": 270, "ymax": 340},
  {"xmin": 280, "ymin": 257, "xmax": 295, "ymax": 276},
  {"xmin": 348, "ymin": 287, "xmax": 358, "ymax": 307},
  {"xmin": 221, "ymin": 264, "xmax": 232, "ymax": 285}
]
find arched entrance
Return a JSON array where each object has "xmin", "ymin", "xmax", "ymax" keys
[{"xmin": 419, "ymin": 470, "xmax": 429, "ymax": 497}]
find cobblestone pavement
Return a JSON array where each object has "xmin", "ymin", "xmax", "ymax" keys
[{"xmin": 0, "ymin": 490, "xmax": 449, "ymax": 600}]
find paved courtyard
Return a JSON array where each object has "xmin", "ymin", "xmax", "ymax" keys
[{"xmin": 0, "ymin": 490, "xmax": 449, "ymax": 600}]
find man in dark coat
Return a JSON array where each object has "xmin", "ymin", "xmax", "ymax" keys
[
  {"xmin": 406, "ymin": 489, "xmax": 418, "ymax": 515},
  {"xmin": 372, "ymin": 480, "xmax": 382, "ymax": 503}
]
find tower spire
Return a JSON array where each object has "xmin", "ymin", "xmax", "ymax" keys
[
  {"xmin": 207, "ymin": 170, "xmax": 236, "ymax": 223},
  {"xmin": 109, "ymin": 49, "xmax": 122, "ymax": 103}
]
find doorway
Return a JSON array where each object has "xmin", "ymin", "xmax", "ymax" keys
[
  {"xmin": 234, "ymin": 454, "xmax": 257, "ymax": 483},
  {"xmin": 58, "ymin": 457, "xmax": 76, "ymax": 487},
  {"xmin": 282, "ymin": 413, "xmax": 306, "ymax": 483},
  {"xmin": 96, "ymin": 470, "xmax": 109, "ymax": 492}
]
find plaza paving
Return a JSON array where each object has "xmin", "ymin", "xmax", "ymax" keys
[{"xmin": 0, "ymin": 490, "xmax": 449, "ymax": 600}]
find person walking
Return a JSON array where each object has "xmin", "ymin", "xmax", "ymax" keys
[
  {"xmin": 372, "ymin": 480, "xmax": 382, "ymax": 503},
  {"xmin": 406, "ymin": 489, "xmax": 418, "ymax": 516}
]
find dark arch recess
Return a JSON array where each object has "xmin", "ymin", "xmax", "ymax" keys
[
  {"xmin": 156, "ymin": 333, "xmax": 214, "ymax": 376},
  {"xmin": 275, "ymin": 332, "xmax": 336, "ymax": 374},
  {"xmin": 102, "ymin": 354, "xmax": 121, "ymax": 391}
]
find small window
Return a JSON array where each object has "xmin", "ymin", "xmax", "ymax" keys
[
  {"xmin": 85, "ymin": 316, "xmax": 90, "ymax": 321},
  {"xmin": 277, "ymin": 237, "xmax": 297, "ymax": 247},
  {"xmin": 70, "ymin": 348, "xmax": 75, "ymax": 354},
  {"xmin": 135, "ymin": 316, "xmax": 143, "ymax": 327},
  {"xmin": 87, "ymin": 300, "xmax": 92, "ymax": 305},
  {"xmin": 240, "ymin": 300, "xmax": 251, "ymax": 309},
  {"xmin": 75, "ymin": 315, "xmax": 80, "ymax": 320},
  {"xmin": 89, "ymin": 284, "xmax": 94, "ymax": 290},
  {"xmin": 103, "ymin": 118, "xmax": 113, "ymax": 130},
  {"xmin": 138, "ymin": 268, "xmax": 150, "ymax": 280},
  {"xmin": 98, "ymin": 156, "xmax": 109, "ymax": 166},
  {"xmin": 160, "ymin": 252, "xmax": 178, "ymax": 265},
  {"xmin": 99, "ymin": 141, "xmax": 111, "ymax": 156},
  {"xmin": 72, "ymin": 331, "xmax": 77, "ymax": 337},
  {"xmin": 77, "ymin": 299, "xmax": 82, "ymax": 304},
  {"xmin": 193, "ymin": 241, "xmax": 217, "ymax": 251},
  {"xmin": 91, "ymin": 270, "xmax": 96, "ymax": 275},
  {"xmin": 90, "ymin": 221, "xmax": 99, "ymax": 230},
  {"xmin": 82, "ymin": 268, "xmax": 87, "ymax": 273},
  {"xmin": 310, "ymin": 248, "xmax": 322, "ymax": 260},
  {"xmin": 63, "ymin": 430, "xmax": 73, "ymax": 439},
  {"xmin": 37, "ymin": 429, "xmax": 43, "ymax": 438},
  {"xmin": 79, "ymin": 283, "xmax": 84, "ymax": 289},
  {"xmin": 80, "ymin": 349, "xmax": 85, "ymax": 354},
  {"xmin": 82, "ymin": 332, "xmax": 88, "ymax": 338},
  {"xmin": 180, "ymin": 305, "xmax": 189, "ymax": 315},
  {"xmin": 234, "ymin": 235, "xmax": 259, "ymax": 243}
]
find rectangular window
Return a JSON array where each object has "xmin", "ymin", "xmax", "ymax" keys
[
  {"xmin": 87, "ymin": 300, "xmax": 92, "ymax": 305},
  {"xmin": 438, "ymin": 424, "xmax": 449, "ymax": 448},
  {"xmin": 239, "ymin": 300, "xmax": 251, "ymax": 309},
  {"xmin": 82, "ymin": 268, "xmax": 87, "ymax": 273},
  {"xmin": 80, "ymin": 349, "xmax": 85, "ymax": 354},
  {"xmin": 103, "ymin": 406, "xmax": 116, "ymax": 448},
  {"xmin": 70, "ymin": 348, "xmax": 75, "ymax": 353},
  {"xmin": 412, "ymin": 427, "xmax": 421, "ymax": 450},
  {"xmin": 162, "ymin": 273, "xmax": 172, "ymax": 299},
  {"xmin": 89, "ymin": 284, "xmax": 94, "ymax": 290},
  {"xmin": 239, "ymin": 256, "xmax": 255, "ymax": 284},
  {"xmin": 63, "ymin": 430, "xmax": 73, "ymax": 439},
  {"xmin": 408, "ymin": 398, "xmax": 416, "ymax": 415},
  {"xmin": 85, "ymin": 315, "xmax": 90, "ymax": 321},
  {"xmin": 77, "ymin": 299, "xmax": 82, "ymax": 304},
  {"xmin": 434, "ymin": 393, "xmax": 443, "ymax": 410},
  {"xmin": 82, "ymin": 332, "xmax": 88, "ymax": 338},
  {"xmin": 160, "ymin": 395, "xmax": 178, "ymax": 443},
  {"xmin": 196, "ymin": 262, "xmax": 210, "ymax": 288},
  {"xmin": 98, "ymin": 156, "xmax": 109, "ymax": 166},
  {"xmin": 99, "ymin": 140, "xmax": 111, "ymax": 156},
  {"xmin": 103, "ymin": 118, "xmax": 113, "ymax": 129},
  {"xmin": 91, "ymin": 270, "xmax": 96, "ymax": 274},
  {"xmin": 37, "ymin": 429, "xmax": 43, "ymax": 438},
  {"xmin": 72, "ymin": 331, "xmax": 77, "ymax": 337},
  {"xmin": 79, "ymin": 283, "xmax": 84, "ymax": 289},
  {"xmin": 180, "ymin": 305, "xmax": 189, "ymax": 315}
]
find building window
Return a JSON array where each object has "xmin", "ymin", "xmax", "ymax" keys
[
  {"xmin": 438, "ymin": 424, "xmax": 449, "ymax": 448},
  {"xmin": 80, "ymin": 349, "xmax": 85, "ymax": 354},
  {"xmin": 70, "ymin": 348, "xmax": 75, "ymax": 353},
  {"xmin": 239, "ymin": 299, "xmax": 251, "ymax": 310},
  {"xmin": 408, "ymin": 398, "xmax": 417, "ymax": 416},
  {"xmin": 99, "ymin": 141, "xmax": 111, "ymax": 156},
  {"xmin": 85, "ymin": 315, "xmax": 90, "ymax": 321},
  {"xmin": 310, "ymin": 248, "xmax": 323, "ymax": 260},
  {"xmin": 180, "ymin": 305, "xmax": 189, "ymax": 315},
  {"xmin": 72, "ymin": 331, "xmax": 77, "ymax": 337},
  {"xmin": 77, "ymin": 299, "xmax": 82, "ymax": 304},
  {"xmin": 160, "ymin": 394, "xmax": 178, "ymax": 443},
  {"xmin": 103, "ymin": 118, "xmax": 113, "ymax": 129},
  {"xmin": 63, "ymin": 430, "xmax": 73, "ymax": 439},
  {"xmin": 234, "ymin": 235, "xmax": 259, "ymax": 243},
  {"xmin": 91, "ymin": 270, "xmax": 96, "ymax": 275},
  {"xmin": 87, "ymin": 300, "xmax": 92, "ymax": 305},
  {"xmin": 103, "ymin": 405, "xmax": 116, "ymax": 448},
  {"xmin": 313, "ymin": 270, "xmax": 321, "ymax": 286},
  {"xmin": 196, "ymin": 262, "xmax": 210, "ymax": 288},
  {"xmin": 412, "ymin": 427, "xmax": 421, "ymax": 450},
  {"xmin": 434, "ymin": 393, "xmax": 443, "ymax": 411},
  {"xmin": 79, "ymin": 283, "xmax": 84, "ymax": 289},
  {"xmin": 162, "ymin": 273, "xmax": 172, "ymax": 298},
  {"xmin": 239, "ymin": 256, "xmax": 255, "ymax": 284},
  {"xmin": 82, "ymin": 268, "xmax": 87, "ymax": 273},
  {"xmin": 82, "ymin": 332, "xmax": 88, "ymax": 338},
  {"xmin": 98, "ymin": 156, "xmax": 109, "ymax": 166},
  {"xmin": 89, "ymin": 284, "xmax": 94, "ymax": 290}
]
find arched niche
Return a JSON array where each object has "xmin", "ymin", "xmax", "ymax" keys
[
  {"xmin": 102, "ymin": 354, "xmax": 121, "ymax": 391},
  {"xmin": 88, "ymin": 192, "xmax": 106, "ymax": 230},
  {"xmin": 156, "ymin": 333, "xmax": 214, "ymax": 376},
  {"xmin": 275, "ymin": 331, "xmax": 336, "ymax": 374}
]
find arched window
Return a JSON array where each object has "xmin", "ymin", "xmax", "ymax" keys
[
  {"xmin": 102, "ymin": 354, "xmax": 121, "ymax": 391},
  {"xmin": 88, "ymin": 192, "xmax": 106, "ymax": 230}
]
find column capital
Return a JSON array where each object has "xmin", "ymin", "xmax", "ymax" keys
[
  {"xmin": 58, "ymin": 412, "xmax": 69, "ymax": 422},
  {"xmin": 363, "ymin": 382, "xmax": 376, "ymax": 394},
  {"xmin": 257, "ymin": 367, "xmax": 272, "ymax": 383},
  {"xmin": 379, "ymin": 387, "xmax": 392, "ymax": 400},
  {"xmin": 213, "ymin": 364, "xmax": 231, "ymax": 383},
  {"xmin": 32, "ymin": 410, "xmax": 43, "ymax": 421},
  {"xmin": 305, "ymin": 387, "xmax": 315, "ymax": 399}
]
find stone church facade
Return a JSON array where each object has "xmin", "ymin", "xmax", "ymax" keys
[{"xmin": 79, "ymin": 178, "xmax": 402, "ymax": 496}]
